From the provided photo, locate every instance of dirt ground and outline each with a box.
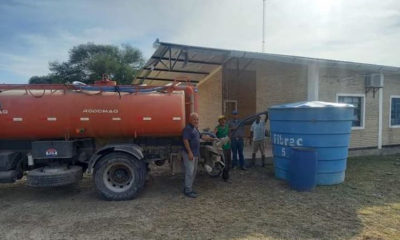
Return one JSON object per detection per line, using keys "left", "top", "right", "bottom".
{"left": 0, "top": 155, "right": 400, "bottom": 240}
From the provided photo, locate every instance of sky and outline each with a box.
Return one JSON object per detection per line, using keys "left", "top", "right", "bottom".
{"left": 0, "top": 0, "right": 399, "bottom": 84}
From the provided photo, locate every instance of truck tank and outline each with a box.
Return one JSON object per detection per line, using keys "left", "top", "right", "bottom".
{"left": 0, "top": 81, "right": 197, "bottom": 140}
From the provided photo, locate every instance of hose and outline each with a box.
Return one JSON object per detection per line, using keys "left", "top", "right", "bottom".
{"left": 202, "top": 132, "right": 217, "bottom": 139}
{"left": 230, "top": 110, "right": 269, "bottom": 137}
{"left": 78, "top": 85, "right": 167, "bottom": 93}
{"left": 27, "top": 87, "right": 46, "bottom": 98}
{"left": 115, "top": 86, "right": 121, "bottom": 100}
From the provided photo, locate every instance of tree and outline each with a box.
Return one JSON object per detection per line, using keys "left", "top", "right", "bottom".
{"left": 29, "top": 42, "right": 145, "bottom": 85}
{"left": 29, "top": 75, "right": 63, "bottom": 84}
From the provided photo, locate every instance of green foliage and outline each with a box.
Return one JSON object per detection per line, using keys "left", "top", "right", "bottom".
{"left": 28, "top": 75, "right": 63, "bottom": 84}
{"left": 29, "top": 42, "right": 145, "bottom": 85}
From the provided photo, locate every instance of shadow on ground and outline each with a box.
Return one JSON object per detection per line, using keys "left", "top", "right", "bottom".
{"left": 0, "top": 155, "right": 399, "bottom": 240}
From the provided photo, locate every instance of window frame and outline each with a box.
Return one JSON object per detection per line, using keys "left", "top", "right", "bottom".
{"left": 223, "top": 100, "right": 237, "bottom": 113}
{"left": 389, "top": 95, "right": 400, "bottom": 128}
{"left": 336, "top": 93, "right": 366, "bottom": 130}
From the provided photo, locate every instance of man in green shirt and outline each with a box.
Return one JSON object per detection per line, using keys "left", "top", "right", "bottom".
{"left": 214, "top": 115, "right": 232, "bottom": 183}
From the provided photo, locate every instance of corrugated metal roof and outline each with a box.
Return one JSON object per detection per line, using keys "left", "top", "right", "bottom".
{"left": 134, "top": 40, "right": 230, "bottom": 85}
{"left": 134, "top": 39, "right": 400, "bottom": 85}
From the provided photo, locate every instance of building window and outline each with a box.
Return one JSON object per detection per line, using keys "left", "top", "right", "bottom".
{"left": 390, "top": 97, "right": 400, "bottom": 127}
{"left": 337, "top": 94, "right": 365, "bottom": 129}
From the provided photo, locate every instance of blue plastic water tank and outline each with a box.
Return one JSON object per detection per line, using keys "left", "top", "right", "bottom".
{"left": 289, "top": 147, "right": 318, "bottom": 191}
{"left": 269, "top": 101, "right": 354, "bottom": 185}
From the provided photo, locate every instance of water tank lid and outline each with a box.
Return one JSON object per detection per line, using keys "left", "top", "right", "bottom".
{"left": 270, "top": 101, "right": 354, "bottom": 109}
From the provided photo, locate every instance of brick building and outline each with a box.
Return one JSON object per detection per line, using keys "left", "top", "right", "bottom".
{"left": 134, "top": 40, "right": 400, "bottom": 153}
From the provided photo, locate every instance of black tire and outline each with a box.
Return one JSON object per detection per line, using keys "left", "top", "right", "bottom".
{"left": 27, "top": 166, "right": 83, "bottom": 187}
{"left": 206, "top": 162, "right": 223, "bottom": 178}
{"left": 93, "top": 152, "right": 147, "bottom": 201}
{"left": 205, "top": 151, "right": 224, "bottom": 178}
{"left": 154, "top": 159, "right": 166, "bottom": 166}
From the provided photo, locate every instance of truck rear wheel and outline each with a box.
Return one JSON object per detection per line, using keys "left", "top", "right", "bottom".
{"left": 93, "top": 152, "right": 147, "bottom": 201}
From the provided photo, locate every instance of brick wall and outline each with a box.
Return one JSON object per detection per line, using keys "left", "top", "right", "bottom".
{"left": 197, "top": 68, "right": 223, "bottom": 131}
{"left": 318, "top": 68, "right": 379, "bottom": 148}
{"left": 197, "top": 59, "right": 400, "bottom": 149}
{"left": 248, "top": 59, "right": 308, "bottom": 132}
{"left": 253, "top": 62, "right": 385, "bottom": 149}
{"left": 250, "top": 59, "right": 308, "bottom": 112}
{"left": 382, "top": 74, "right": 400, "bottom": 146}
{"left": 319, "top": 70, "right": 400, "bottom": 148}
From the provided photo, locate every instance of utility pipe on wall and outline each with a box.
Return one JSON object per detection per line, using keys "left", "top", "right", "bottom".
{"left": 307, "top": 65, "right": 320, "bottom": 101}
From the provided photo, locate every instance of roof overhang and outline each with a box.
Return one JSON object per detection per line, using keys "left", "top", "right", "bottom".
{"left": 134, "top": 39, "right": 400, "bottom": 85}
{"left": 133, "top": 40, "right": 230, "bottom": 85}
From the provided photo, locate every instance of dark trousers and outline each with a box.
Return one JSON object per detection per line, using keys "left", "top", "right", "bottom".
{"left": 222, "top": 149, "right": 231, "bottom": 180}
{"left": 231, "top": 138, "right": 245, "bottom": 167}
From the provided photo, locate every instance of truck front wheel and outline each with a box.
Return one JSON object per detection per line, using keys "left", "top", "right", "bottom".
{"left": 93, "top": 152, "right": 147, "bottom": 201}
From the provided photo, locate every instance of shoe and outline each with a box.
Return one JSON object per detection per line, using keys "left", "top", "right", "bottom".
{"left": 241, "top": 166, "right": 248, "bottom": 171}
{"left": 183, "top": 189, "right": 197, "bottom": 195}
{"left": 222, "top": 179, "right": 232, "bottom": 184}
{"left": 251, "top": 153, "right": 256, "bottom": 167}
{"left": 232, "top": 166, "right": 238, "bottom": 170}
{"left": 261, "top": 156, "right": 267, "bottom": 168}
{"left": 184, "top": 191, "right": 197, "bottom": 198}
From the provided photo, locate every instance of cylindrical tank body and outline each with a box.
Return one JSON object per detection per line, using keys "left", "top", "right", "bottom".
{"left": 0, "top": 86, "right": 195, "bottom": 140}
{"left": 289, "top": 147, "right": 317, "bottom": 191}
{"left": 269, "top": 101, "right": 354, "bottom": 185}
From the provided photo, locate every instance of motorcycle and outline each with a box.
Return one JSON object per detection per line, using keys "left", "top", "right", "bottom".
{"left": 200, "top": 131, "right": 229, "bottom": 177}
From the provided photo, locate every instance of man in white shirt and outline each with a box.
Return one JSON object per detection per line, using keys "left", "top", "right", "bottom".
{"left": 249, "top": 113, "right": 268, "bottom": 167}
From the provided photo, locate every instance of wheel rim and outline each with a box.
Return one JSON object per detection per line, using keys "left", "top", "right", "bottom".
{"left": 103, "top": 163, "right": 135, "bottom": 193}
{"left": 209, "top": 163, "right": 223, "bottom": 175}
{"left": 206, "top": 153, "right": 223, "bottom": 176}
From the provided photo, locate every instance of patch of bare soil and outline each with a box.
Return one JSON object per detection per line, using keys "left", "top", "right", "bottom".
{"left": 0, "top": 155, "right": 399, "bottom": 240}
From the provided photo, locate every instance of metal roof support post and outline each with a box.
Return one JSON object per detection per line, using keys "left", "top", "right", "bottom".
{"left": 196, "top": 66, "right": 222, "bottom": 87}
{"left": 236, "top": 58, "right": 240, "bottom": 76}
{"left": 168, "top": 46, "right": 172, "bottom": 71}
{"left": 142, "top": 68, "right": 209, "bottom": 75}
{"left": 378, "top": 87, "right": 383, "bottom": 149}
{"left": 307, "top": 64, "right": 319, "bottom": 101}
{"left": 159, "top": 60, "right": 169, "bottom": 70}
{"left": 171, "top": 49, "right": 183, "bottom": 69}
{"left": 183, "top": 50, "right": 189, "bottom": 68}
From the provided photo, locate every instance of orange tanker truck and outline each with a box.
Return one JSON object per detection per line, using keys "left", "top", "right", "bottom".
{"left": 0, "top": 77, "right": 225, "bottom": 200}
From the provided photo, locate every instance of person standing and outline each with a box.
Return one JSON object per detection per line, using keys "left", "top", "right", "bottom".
{"left": 182, "top": 112, "right": 216, "bottom": 198}
{"left": 249, "top": 113, "right": 268, "bottom": 167}
{"left": 214, "top": 115, "right": 232, "bottom": 183}
{"left": 228, "top": 111, "right": 247, "bottom": 170}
